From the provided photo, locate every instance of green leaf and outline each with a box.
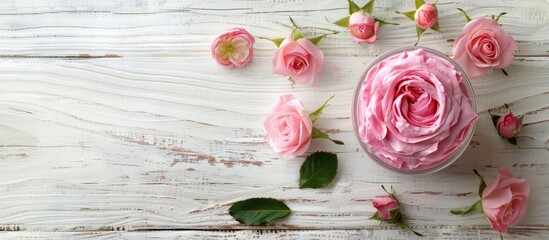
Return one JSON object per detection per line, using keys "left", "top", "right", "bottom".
{"left": 309, "top": 95, "right": 334, "bottom": 123}
{"left": 495, "top": 12, "right": 507, "bottom": 22}
{"left": 308, "top": 34, "right": 327, "bottom": 46}
{"left": 518, "top": 115, "right": 525, "bottom": 126}
{"left": 289, "top": 17, "right": 303, "bottom": 40}
{"left": 362, "top": 0, "right": 375, "bottom": 14}
{"left": 291, "top": 27, "right": 304, "bottom": 40}
{"left": 501, "top": 68, "right": 509, "bottom": 76}
{"left": 299, "top": 151, "right": 338, "bottom": 189}
{"left": 369, "top": 212, "right": 385, "bottom": 222}
{"left": 388, "top": 207, "right": 401, "bottom": 221}
{"left": 450, "top": 200, "right": 483, "bottom": 216}
{"left": 289, "top": 16, "right": 299, "bottom": 29}
{"left": 396, "top": 10, "right": 416, "bottom": 21}
{"left": 415, "top": 0, "right": 426, "bottom": 9}
{"left": 490, "top": 114, "right": 501, "bottom": 129}
{"left": 473, "top": 169, "right": 487, "bottom": 197}
{"left": 329, "top": 16, "right": 350, "bottom": 28}
{"left": 506, "top": 137, "right": 518, "bottom": 146}
{"left": 430, "top": 22, "right": 441, "bottom": 32}
{"left": 348, "top": 0, "right": 360, "bottom": 14}
{"left": 375, "top": 17, "right": 399, "bottom": 26}
{"left": 457, "top": 8, "right": 471, "bottom": 22}
{"left": 258, "top": 37, "right": 286, "bottom": 47}
{"left": 395, "top": 217, "right": 423, "bottom": 236}
{"left": 415, "top": 25, "right": 425, "bottom": 46}
{"left": 311, "top": 128, "right": 345, "bottom": 145}
{"left": 308, "top": 30, "right": 340, "bottom": 46}
{"left": 229, "top": 198, "right": 292, "bottom": 226}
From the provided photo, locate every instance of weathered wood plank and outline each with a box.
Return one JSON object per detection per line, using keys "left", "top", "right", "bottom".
{"left": 0, "top": 0, "right": 546, "bottom": 57}
{"left": 1, "top": 228, "right": 549, "bottom": 240}
{"left": 0, "top": 56, "right": 547, "bottom": 231}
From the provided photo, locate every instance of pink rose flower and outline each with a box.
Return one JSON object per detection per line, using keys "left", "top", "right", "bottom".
{"left": 482, "top": 168, "right": 529, "bottom": 232}
{"left": 452, "top": 18, "right": 517, "bottom": 78}
{"left": 357, "top": 49, "right": 478, "bottom": 170}
{"left": 264, "top": 94, "right": 313, "bottom": 159}
{"left": 414, "top": 3, "right": 438, "bottom": 30}
{"left": 348, "top": 11, "right": 379, "bottom": 44}
{"left": 273, "top": 35, "right": 324, "bottom": 84}
{"left": 372, "top": 196, "right": 399, "bottom": 220}
{"left": 211, "top": 28, "right": 255, "bottom": 67}
{"left": 496, "top": 112, "right": 522, "bottom": 138}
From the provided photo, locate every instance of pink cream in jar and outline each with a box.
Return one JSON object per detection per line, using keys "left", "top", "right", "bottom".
{"left": 352, "top": 47, "right": 478, "bottom": 174}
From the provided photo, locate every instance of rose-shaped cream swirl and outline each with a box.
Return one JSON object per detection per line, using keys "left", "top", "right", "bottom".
{"left": 357, "top": 49, "right": 478, "bottom": 170}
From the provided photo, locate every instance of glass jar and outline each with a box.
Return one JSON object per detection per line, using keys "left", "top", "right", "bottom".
{"left": 352, "top": 47, "right": 477, "bottom": 174}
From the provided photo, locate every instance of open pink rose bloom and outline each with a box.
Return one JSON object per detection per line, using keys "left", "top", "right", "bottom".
{"left": 353, "top": 48, "right": 478, "bottom": 173}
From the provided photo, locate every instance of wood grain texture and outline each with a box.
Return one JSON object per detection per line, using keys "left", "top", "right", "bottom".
{"left": 2, "top": 228, "right": 549, "bottom": 240}
{"left": 0, "top": 0, "right": 547, "bottom": 238}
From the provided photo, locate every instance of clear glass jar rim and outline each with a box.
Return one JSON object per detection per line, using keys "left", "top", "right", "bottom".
{"left": 351, "top": 46, "right": 478, "bottom": 175}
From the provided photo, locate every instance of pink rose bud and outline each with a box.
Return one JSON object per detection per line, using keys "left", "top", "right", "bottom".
{"left": 452, "top": 18, "right": 516, "bottom": 78}
{"left": 263, "top": 94, "right": 313, "bottom": 159}
{"left": 414, "top": 3, "right": 438, "bottom": 30}
{"left": 348, "top": 11, "right": 379, "bottom": 44}
{"left": 211, "top": 28, "right": 255, "bottom": 67}
{"left": 496, "top": 112, "right": 522, "bottom": 138}
{"left": 272, "top": 35, "right": 324, "bottom": 84}
{"left": 482, "top": 168, "right": 529, "bottom": 232}
{"left": 372, "top": 196, "right": 399, "bottom": 220}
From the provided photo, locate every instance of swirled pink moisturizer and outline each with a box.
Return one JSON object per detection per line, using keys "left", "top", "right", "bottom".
{"left": 356, "top": 48, "right": 478, "bottom": 171}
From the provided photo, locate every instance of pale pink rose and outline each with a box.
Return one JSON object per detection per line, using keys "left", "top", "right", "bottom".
{"left": 264, "top": 94, "right": 313, "bottom": 159}
{"left": 357, "top": 49, "right": 478, "bottom": 170}
{"left": 211, "top": 28, "right": 255, "bottom": 67}
{"left": 348, "top": 11, "right": 379, "bottom": 44}
{"left": 414, "top": 3, "right": 438, "bottom": 29}
{"left": 452, "top": 18, "right": 517, "bottom": 78}
{"left": 272, "top": 35, "right": 324, "bottom": 84}
{"left": 496, "top": 113, "right": 522, "bottom": 138}
{"left": 373, "top": 196, "right": 399, "bottom": 220}
{"left": 482, "top": 168, "right": 529, "bottom": 232}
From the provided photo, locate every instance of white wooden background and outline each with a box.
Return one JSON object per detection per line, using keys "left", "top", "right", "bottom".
{"left": 0, "top": 0, "right": 547, "bottom": 239}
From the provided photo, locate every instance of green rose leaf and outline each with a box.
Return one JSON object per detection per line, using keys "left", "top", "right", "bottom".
{"left": 430, "top": 22, "right": 441, "bottom": 32}
{"left": 415, "top": 0, "right": 426, "bottom": 9}
{"left": 362, "top": 0, "right": 375, "bottom": 14}
{"left": 450, "top": 199, "right": 483, "bottom": 216}
{"left": 291, "top": 27, "right": 304, "bottom": 40}
{"left": 229, "top": 198, "right": 292, "bottom": 226}
{"left": 348, "top": 0, "right": 360, "bottom": 14}
{"left": 289, "top": 17, "right": 304, "bottom": 40}
{"left": 311, "top": 128, "right": 344, "bottom": 145}
{"left": 258, "top": 37, "right": 286, "bottom": 47}
{"left": 457, "top": 8, "right": 472, "bottom": 22}
{"left": 495, "top": 12, "right": 507, "bottom": 22}
{"left": 299, "top": 151, "right": 338, "bottom": 189}
{"left": 369, "top": 212, "right": 385, "bottom": 221}
{"left": 330, "top": 16, "right": 350, "bottom": 28}
{"left": 395, "top": 217, "right": 423, "bottom": 236}
{"left": 308, "top": 30, "right": 340, "bottom": 46}
{"left": 396, "top": 10, "right": 416, "bottom": 21}
{"left": 415, "top": 25, "right": 425, "bottom": 46}
{"left": 375, "top": 17, "right": 399, "bottom": 26}
{"left": 473, "top": 169, "right": 487, "bottom": 197}
{"left": 309, "top": 95, "right": 334, "bottom": 123}
{"left": 506, "top": 137, "right": 518, "bottom": 146}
